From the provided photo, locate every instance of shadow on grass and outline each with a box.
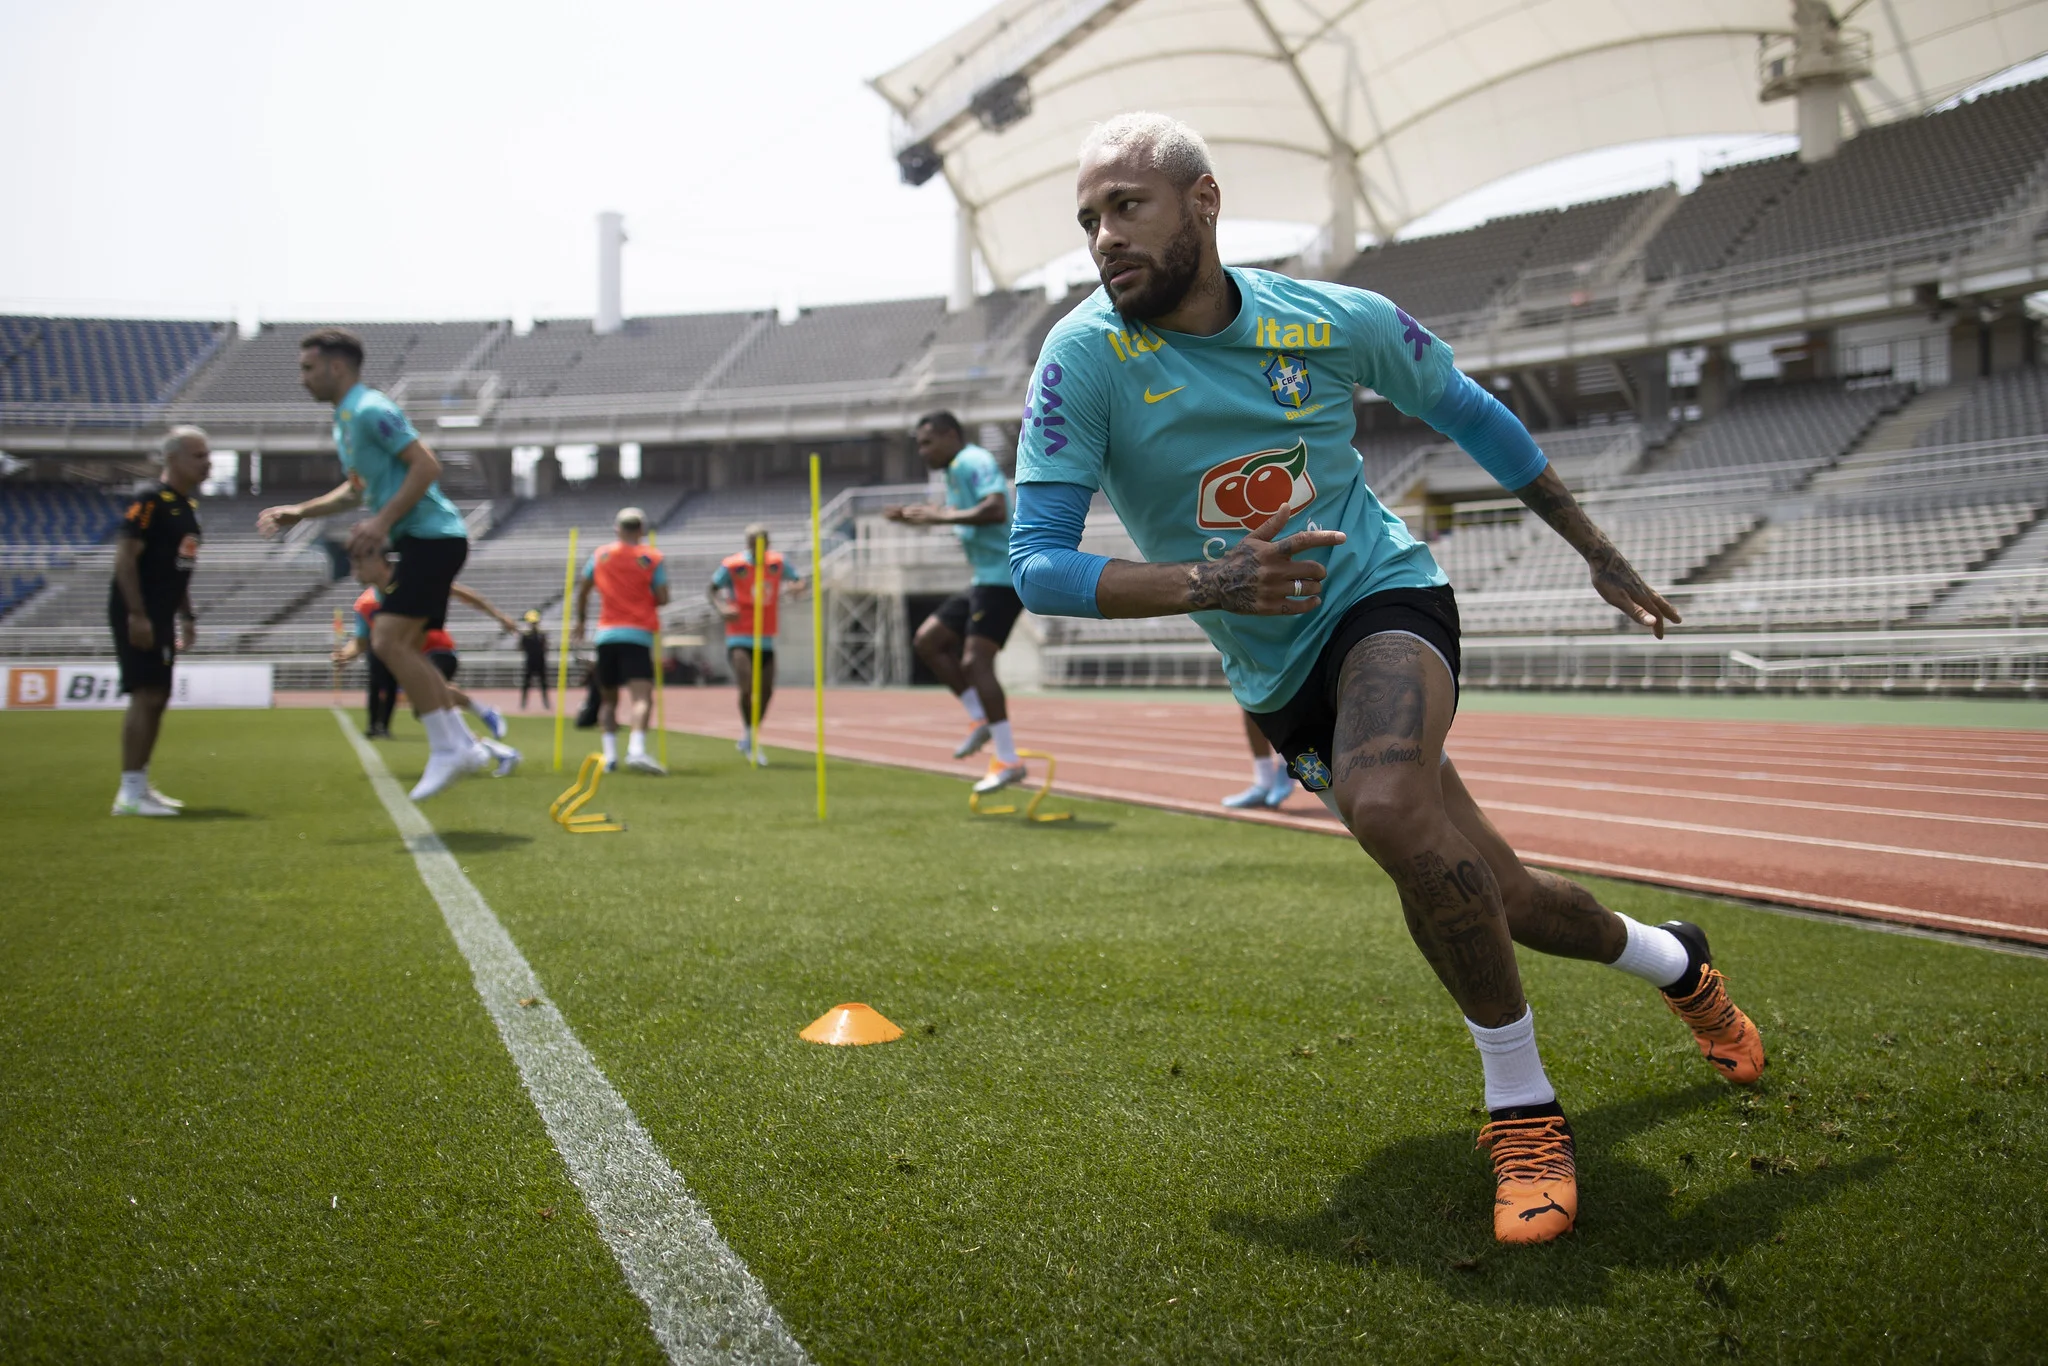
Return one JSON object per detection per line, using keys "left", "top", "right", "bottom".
{"left": 1213, "top": 1084, "right": 1890, "bottom": 1306}
{"left": 173, "top": 807, "right": 255, "bottom": 821}
{"left": 435, "top": 830, "right": 537, "bottom": 853}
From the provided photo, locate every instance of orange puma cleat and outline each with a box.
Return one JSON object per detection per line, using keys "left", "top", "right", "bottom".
{"left": 1659, "top": 921, "right": 1767, "bottom": 1085}
{"left": 1478, "top": 1111, "right": 1578, "bottom": 1245}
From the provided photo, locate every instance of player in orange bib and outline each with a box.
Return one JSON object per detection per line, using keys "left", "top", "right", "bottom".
{"left": 572, "top": 507, "right": 670, "bottom": 774}
{"left": 335, "top": 578, "right": 520, "bottom": 775}
{"left": 707, "top": 522, "right": 807, "bottom": 766}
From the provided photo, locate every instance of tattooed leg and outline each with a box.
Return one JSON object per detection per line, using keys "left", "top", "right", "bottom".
{"left": 1331, "top": 634, "right": 1526, "bottom": 1027}
{"left": 1440, "top": 757, "right": 1626, "bottom": 964}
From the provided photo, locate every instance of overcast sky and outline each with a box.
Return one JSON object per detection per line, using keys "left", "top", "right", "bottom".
{"left": 6, "top": 3, "right": 2040, "bottom": 327}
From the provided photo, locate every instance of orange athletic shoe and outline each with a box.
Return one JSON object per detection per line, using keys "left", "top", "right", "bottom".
{"left": 1478, "top": 1111, "right": 1577, "bottom": 1245}
{"left": 1659, "top": 920, "right": 1767, "bottom": 1085}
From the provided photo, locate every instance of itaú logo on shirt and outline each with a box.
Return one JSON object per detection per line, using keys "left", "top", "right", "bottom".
{"left": 1195, "top": 441, "right": 1315, "bottom": 531}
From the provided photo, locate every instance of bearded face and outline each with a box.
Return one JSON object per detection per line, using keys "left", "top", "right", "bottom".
{"left": 1103, "top": 199, "right": 1205, "bottom": 322}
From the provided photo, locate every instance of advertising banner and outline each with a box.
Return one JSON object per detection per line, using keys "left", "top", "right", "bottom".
{"left": 0, "top": 663, "right": 274, "bottom": 710}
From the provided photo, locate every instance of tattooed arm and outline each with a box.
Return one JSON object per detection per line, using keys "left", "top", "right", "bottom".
{"left": 1093, "top": 507, "right": 1348, "bottom": 617}
{"left": 1512, "top": 466, "right": 1681, "bottom": 638}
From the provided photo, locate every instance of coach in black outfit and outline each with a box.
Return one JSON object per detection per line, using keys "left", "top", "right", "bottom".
{"left": 109, "top": 426, "right": 209, "bottom": 817}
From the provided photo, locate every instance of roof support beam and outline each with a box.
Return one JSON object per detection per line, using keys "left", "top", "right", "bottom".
{"left": 1239, "top": 0, "right": 1388, "bottom": 239}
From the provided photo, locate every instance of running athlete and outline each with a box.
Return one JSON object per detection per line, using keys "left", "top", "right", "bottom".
{"left": 1009, "top": 113, "right": 1765, "bottom": 1246}
{"left": 884, "top": 411, "right": 1030, "bottom": 795}
{"left": 517, "top": 610, "right": 550, "bottom": 709}
{"left": 259, "top": 328, "right": 489, "bottom": 799}
{"left": 108, "top": 426, "right": 209, "bottom": 816}
{"left": 571, "top": 507, "right": 668, "bottom": 774}
{"left": 707, "top": 523, "right": 807, "bottom": 766}
{"left": 1222, "top": 709, "right": 1294, "bottom": 809}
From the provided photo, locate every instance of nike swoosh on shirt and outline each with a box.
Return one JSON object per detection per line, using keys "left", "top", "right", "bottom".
{"left": 1143, "top": 386, "right": 1186, "bottom": 403}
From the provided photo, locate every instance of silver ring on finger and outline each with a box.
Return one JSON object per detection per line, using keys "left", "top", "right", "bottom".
{"left": 1292, "top": 578, "right": 1303, "bottom": 596}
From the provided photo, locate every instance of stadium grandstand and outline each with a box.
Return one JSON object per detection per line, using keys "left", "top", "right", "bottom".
{"left": 5, "top": 3, "right": 2048, "bottom": 696}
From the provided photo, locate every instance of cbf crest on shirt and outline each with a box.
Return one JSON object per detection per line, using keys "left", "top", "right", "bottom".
{"left": 1014, "top": 267, "right": 1457, "bottom": 711}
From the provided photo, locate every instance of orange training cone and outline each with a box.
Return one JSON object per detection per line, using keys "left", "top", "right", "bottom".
{"left": 799, "top": 1003, "right": 904, "bottom": 1046}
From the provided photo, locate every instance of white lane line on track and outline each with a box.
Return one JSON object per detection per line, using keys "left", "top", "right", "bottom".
{"left": 1458, "top": 771, "right": 2048, "bottom": 832}
{"left": 336, "top": 711, "right": 809, "bottom": 1366}
{"left": 1517, "top": 850, "right": 2048, "bottom": 942}
{"left": 1446, "top": 739, "right": 2048, "bottom": 784}
{"left": 1445, "top": 750, "right": 2048, "bottom": 803}
{"left": 1487, "top": 800, "right": 2048, "bottom": 872}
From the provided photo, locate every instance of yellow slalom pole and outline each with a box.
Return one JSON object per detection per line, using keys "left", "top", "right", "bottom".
{"left": 552, "top": 526, "right": 579, "bottom": 773}
{"left": 809, "top": 453, "right": 826, "bottom": 820}
{"left": 648, "top": 529, "right": 668, "bottom": 768}
{"left": 749, "top": 531, "right": 766, "bottom": 768}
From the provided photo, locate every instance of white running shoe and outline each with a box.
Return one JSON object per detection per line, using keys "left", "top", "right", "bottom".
{"left": 624, "top": 752, "right": 666, "bottom": 775}
{"left": 147, "top": 788, "right": 185, "bottom": 810}
{"left": 112, "top": 793, "right": 179, "bottom": 817}
{"left": 752, "top": 745, "right": 769, "bottom": 768}
{"left": 1221, "top": 782, "right": 1270, "bottom": 809}
{"left": 972, "top": 760, "right": 1027, "bottom": 795}
{"left": 476, "top": 704, "right": 509, "bottom": 740}
{"left": 1261, "top": 777, "right": 1295, "bottom": 808}
{"left": 410, "top": 742, "right": 491, "bottom": 801}
{"left": 736, "top": 734, "right": 753, "bottom": 756}
{"left": 481, "top": 739, "right": 522, "bottom": 777}
{"left": 953, "top": 722, "right": 992, "bottom": 760}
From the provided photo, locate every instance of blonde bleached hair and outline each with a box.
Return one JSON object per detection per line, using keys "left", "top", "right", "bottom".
{"left": 1078, "top": 112, "right": 1214, "bottom": 187}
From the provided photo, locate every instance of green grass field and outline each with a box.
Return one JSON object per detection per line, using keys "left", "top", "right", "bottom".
{"left": 4, "top": 708, "right": 2045, "bottom": 1363}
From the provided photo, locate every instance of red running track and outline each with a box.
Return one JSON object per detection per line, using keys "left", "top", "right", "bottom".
{"left": 645, "top": 689, "right": 2048, "bottom": 947}
{"left": 299, "top": 687, "right": 2048, "bottom": 946}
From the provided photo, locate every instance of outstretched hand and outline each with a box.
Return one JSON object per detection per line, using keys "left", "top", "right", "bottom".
{"left": 1589, "top": 549, "right": 1682, "bottom": 638}
{"left": 1187, "top": 507, "right": 1346, "bottom": 615}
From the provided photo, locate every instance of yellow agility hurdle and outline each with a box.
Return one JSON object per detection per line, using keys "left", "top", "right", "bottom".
{"left": 966, "top": 749, "right": 1071, "bottom": 822}
{"left": 550, "top": 753, "right": 626, "bottom": 834}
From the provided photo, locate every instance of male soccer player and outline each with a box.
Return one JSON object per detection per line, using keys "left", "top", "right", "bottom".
{"left": 1222, "top": 709, "right": 1294, "bottom": 809}
{"left": 258, "top": 328, "right": 489, "bottom": 799}
{"left": 517, "top": 610, "right": 550, "bottom": 709}
{"left": 707, "top": 523, "right": 806, "bottom": 766}
{"left": 572, "top": 507, "right": 668, "bottom": 774}
{"left": 884, "top": 412, "right": 1029, "bottom": 795}
{"left": 108, "top": 426, "right": 209, "bottom": 816}
{"left": 1009, "top": 113, "right": 1765, "bottom": 1246}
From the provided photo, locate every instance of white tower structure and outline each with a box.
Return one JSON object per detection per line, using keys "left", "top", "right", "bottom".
{"left": 595, "top": 211, "right": 626, "bottom": 335}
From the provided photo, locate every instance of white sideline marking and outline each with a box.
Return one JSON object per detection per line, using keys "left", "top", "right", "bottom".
{"left": 335, "top": 711, "right": 809, "bottom": 1366}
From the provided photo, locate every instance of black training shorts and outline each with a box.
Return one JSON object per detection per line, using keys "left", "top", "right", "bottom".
{"left": 381, "top": 535, "right": 468, "bottom": 629}
{"left": 596, "top": 640, "right": 654, "bottom": 687}
{"left": 428, "top": 650, "right": 459, "bottom": 681}
{"left": 932, "top": 583, "right": 1025, "bottom": 648}
{"left": 1247, "top": 586, "right": 1461, "bottom": 794}
{"left": 109, "top": 608, "right": 176, "bottom": 695}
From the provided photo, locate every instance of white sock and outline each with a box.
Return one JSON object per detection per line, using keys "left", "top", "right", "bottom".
{"left": 1253, "top": 754, "right": 1284, "bottom": 786}
{"left": 422, "top": 708, "right": 467, "bottom": 753}
{"left": 990, "top": 719, "right": 1019, "bottom": 766}
{"left": 628, "top": 729, "right": 647, "bottom": 758}
{"left": 601, "top": 732, "right": 618, "bottom": 763}
{"left": 1609, "top": 915, "right": 1691, "bottom": 989}
{"left": 959, "top": 687, "right": 987, "bottom": 724}
{"left": 119, "top": 770, "right": 147, "bottom": 801}
{"left": 1466, "top": 1007, "right": 1557, "bottom": 1112}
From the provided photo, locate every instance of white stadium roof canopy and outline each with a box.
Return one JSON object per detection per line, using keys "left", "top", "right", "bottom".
{"left": 871, "top": 0, "right": 2048, "bottom": 286}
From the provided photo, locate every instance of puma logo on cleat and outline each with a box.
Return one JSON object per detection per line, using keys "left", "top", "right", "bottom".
{"left": 1519, "top": 1194, "right": 1570, "bottom": 1222}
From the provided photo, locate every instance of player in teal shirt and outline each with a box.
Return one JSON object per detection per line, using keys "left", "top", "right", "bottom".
{"left": 260, "top": 327, "right": 491, "bottom": 801}
{"left": 885, "top": 411, "right": 1034, "bottom": 796}
{"left": 1010, "top": 114, "right": 1763, "bottom": 1248}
